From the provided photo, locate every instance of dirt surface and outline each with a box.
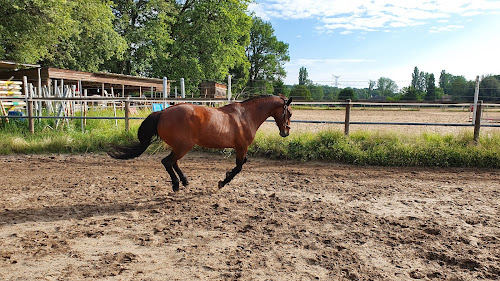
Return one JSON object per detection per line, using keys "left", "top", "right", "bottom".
{"left": 0, "top": 153, "right": 499, "bottom": 280}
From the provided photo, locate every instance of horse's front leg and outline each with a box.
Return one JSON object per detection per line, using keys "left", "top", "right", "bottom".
{"left": 218, "top": 147, "right": 247, "bottom": 188}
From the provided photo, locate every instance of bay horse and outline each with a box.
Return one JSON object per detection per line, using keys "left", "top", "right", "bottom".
{"left": 109, "top": 95, "right": 293, "bottom": 192}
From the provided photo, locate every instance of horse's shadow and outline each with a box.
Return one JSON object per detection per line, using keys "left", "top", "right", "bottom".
{"left": 0, "top": 190, "right": 217, "bottom": 225}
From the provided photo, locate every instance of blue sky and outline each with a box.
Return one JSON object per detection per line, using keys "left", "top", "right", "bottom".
{"left": 248, "top": 0, "right": 500, "bottom": 89}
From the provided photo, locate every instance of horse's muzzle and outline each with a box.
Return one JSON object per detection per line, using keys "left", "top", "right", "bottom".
{"left": 280, "top": 131, "right": 289, "bottom": 137}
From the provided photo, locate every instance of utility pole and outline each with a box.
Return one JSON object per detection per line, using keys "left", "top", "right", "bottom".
{"left": 332, "top": 75, "right": 341, "bottom": 87}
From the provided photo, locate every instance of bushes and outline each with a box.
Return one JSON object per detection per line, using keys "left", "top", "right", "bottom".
{"left": 249, "top": 130, "right": 500, "bottom": 168}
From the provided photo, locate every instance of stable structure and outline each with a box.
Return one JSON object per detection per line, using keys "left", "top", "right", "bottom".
{"left": 0, "top": 64, "right": 169, "bottom": 97}
{"left": 200, "top": 81, "right": 227, "bottom": 99}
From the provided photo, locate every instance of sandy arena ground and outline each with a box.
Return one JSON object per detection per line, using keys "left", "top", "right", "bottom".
{"left": 0, "top": 153, "right": 498, "bottom": 280}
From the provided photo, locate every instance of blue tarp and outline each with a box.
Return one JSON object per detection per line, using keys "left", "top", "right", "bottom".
{"left": 152, "top": 103, "right": 169, "bottom": 112}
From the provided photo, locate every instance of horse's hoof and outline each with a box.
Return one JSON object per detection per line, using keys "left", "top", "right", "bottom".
{"left": 218, "top": 181, "right": 224, "bottom": 189}
{"left": 172, "top": 185, "right": 180, "bottom": 192}
{"left": 181, "top": 180, "right": 189, "bottom": 187}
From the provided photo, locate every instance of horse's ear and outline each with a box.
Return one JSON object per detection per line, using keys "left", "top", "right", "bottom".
{"left": 287, "top": 97, "right": 293, "bottom": 105}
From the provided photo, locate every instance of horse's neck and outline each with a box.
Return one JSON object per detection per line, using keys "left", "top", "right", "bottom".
{"left": 242, "top": 97, "right": 281, "bottom": 127}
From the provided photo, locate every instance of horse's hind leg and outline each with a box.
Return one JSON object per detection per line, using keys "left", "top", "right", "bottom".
{"left": 173, "top": 162, "right": 188, "bottom": 187}
{"left": 161, "top": 154, "right": 180, "bottom": 192}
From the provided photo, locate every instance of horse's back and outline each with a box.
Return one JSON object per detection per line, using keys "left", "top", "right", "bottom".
{"left": 157, "top": 103, "right": 237, "bottom": 149}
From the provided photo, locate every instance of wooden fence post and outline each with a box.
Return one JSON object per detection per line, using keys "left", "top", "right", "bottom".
{"left": 125, "top": 96, "right": 130, "bottom": 132}
{"left": 473, "top": 100, "right": 483, "bottom": 144}
{"left": 344, "top": 99, "right": 351, "bottom": 136}
{"left": 24, "top": 76, "right": 34, "bottom": 134}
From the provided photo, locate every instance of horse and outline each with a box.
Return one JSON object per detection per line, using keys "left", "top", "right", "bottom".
{"left": 109, "top": 95, "right": 293, "bottom": 192}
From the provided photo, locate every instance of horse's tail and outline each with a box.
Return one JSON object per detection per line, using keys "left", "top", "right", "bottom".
{"left": 108, "top": 111, "right": 161, "bottom": 160}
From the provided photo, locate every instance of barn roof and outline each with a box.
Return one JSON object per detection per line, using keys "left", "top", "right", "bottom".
{"left": 0, "top": 64, "right": 167, "bottom": 92}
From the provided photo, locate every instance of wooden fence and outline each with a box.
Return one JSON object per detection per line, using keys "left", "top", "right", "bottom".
{"left": 1, "top": 78, "right": 500, "bottom": 144}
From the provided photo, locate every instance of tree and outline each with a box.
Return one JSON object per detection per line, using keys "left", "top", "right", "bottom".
{"left": 376, "top": 77, "right": 398, "bottom": 97}
{"left": 450, "top": 75, "right": 468, "bottom": 101}
{"left": 291, "top": 85, "right": 311, "bottom": 100}
{"left": 104, "top": 0, "right": 174, "bottom": 76}
{"left": 322, "top": 85, "right": 338, "bottom": 100}
{"left": 479, "top": 75, "right": 500, "bottom": 101}
{"left": 0, "top": 0, "right": 74, "bottom": 63}
{"left": 338, "top": 88, "right": 354, "bottom": 100}
{"left": 166, "top": 0, "right": 252, "bottom": 93}
{"left": 368, "top": 80, "right": 376, "bottom": 97}
{"left": 400, "top": 86, "right": 418, "bottom": 101}
{"left": 439, "top": 70, "right": 453, "bottom": 95}
{"left": 424, "top": 73, "right": 437, "bottom": 101}
{"left": 308, "top": 84, "right": 324, "bottom": 100}
{"left": 298, "top": 67, "right": 310, "bottom": 85}
{"left": 45, "top": 0, "right": 127, "bottom": 72}
{"left": 411, "top": 67, "right": 420, "bottom": 89}
{"left": 272, "top": 79, "right": 290, "bottom": 97}
{"left": 0, "top": 0, "right": 125, "bottom": 71}
{"left": 246, "top": 16, "right": 289, "bottom": 94}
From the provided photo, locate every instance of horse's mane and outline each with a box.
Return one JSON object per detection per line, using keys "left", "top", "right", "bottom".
{"left": 241, "top": 95, "right": 276, "bottom": 103}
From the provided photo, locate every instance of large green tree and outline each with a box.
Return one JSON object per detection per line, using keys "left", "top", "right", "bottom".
{"left": 376, "top": 77, "right": 398, "bottom": 97}
{"left": 424, "top": 73, "right": 437, "bottom": 101}
{"left": 338, "top": 88, "right": 354, "bottom": 100}
{"left": 45, "top": 0, "right": 127, "bottom": 71}
{"left": 245, "top": 16, "right": 289, "bottom": 95}
{"left": 0, "top": 0, "right": 125, "bottom": 71}
{"left": 439, "top": 70, "right": 453, "bottom": 95}
{"left": 298, "top": 67, "right": 310, "bottom": 85}
{"left": 0, "top": 0, "right": 75, "bottom": 63}
{"left": 167, "top": 0, "right": 252, "bottom": 95}
{"left": 105, "top": 0, "right": 174, "bottom": 76}
{"left": 479, "top": 75, "right": 500, "bottom": 101}
{"left": 291, "top": 84, "right": 311, "bottom": 100}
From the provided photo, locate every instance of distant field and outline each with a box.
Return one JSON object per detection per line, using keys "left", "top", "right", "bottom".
{"left": 259, "top": 107, "right": 500, "bottom": 135}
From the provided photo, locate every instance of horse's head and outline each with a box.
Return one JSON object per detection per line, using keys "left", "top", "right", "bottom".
{"left": 273, "top": 96, "right": 293, "bottom": 137}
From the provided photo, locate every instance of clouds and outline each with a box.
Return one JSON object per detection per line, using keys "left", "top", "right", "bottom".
{"left": 249, "top": 0, "right": 500, "bottom": 33}
{"left": 429, "top": 25, "right": 464, "bottom": 33}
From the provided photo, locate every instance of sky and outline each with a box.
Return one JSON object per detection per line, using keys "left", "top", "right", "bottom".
{"left": 248, "top": 0, "right": 500, "bottom": 89}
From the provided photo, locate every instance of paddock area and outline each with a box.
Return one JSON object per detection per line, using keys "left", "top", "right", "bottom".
{"left": 0, "top": 153, "right": 498, "bottom": 280}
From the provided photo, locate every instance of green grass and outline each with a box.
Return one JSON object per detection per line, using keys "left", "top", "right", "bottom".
{"left": 1, "top": 109, "right": 500, "bottom": 168}
{"left": 249, "top": 130, "right": 500, "bottom": 168}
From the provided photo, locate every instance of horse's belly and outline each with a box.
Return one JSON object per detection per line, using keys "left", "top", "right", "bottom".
{"left": 195, "top": 126, "right": 234, "bottom": 149}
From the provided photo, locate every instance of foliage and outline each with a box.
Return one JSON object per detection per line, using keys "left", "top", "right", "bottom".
{"left": 290, "top": 85, "right": 311, "bottom": 100}
{"left": 0, "top": 0, "right": 126, "bottom": 71}
{"left": 0, "top": 0, "right": 74, "bottom": 63}
{"left": 411, "top": 66, "right": 428, "bottom": 92}
{"left": 338, "top": 88, "right": 354, "bottom": 100}
{"left": 375, "top": 77, "right": 398, "bottom": 97}
{"left": 249, "top": 130, "right": 500, "bottom": 168}
{"left": 104, "top": 0, "right": 174, "bottom": 76}
{"left": 308, "top": 84, "right": 324, "bottom": 100}
{"left": 479, "top": 75, "right": 500, "bottom": 102}
{"left": 44, "top": 0, "right": 127, "bottom": 72}
{"left": 322, "top": 85, "right": 339, "bottom": 100}
{"left": 167, "top": 0, "right": 252, "bottom": 93}
{"left": 437, "top": 70, "right": 476, "bottom": 101}
{"left": 424, "top": 73, "right": 437, "bottom": 101}
{"left": 245, "top": 16, "right": 290, "bottom": 96}
{"left": 273, "top": 79, "right": 290, "bottom": 97}
{"left": 439, "top": 70, "right": 453, "bottom": 95}
{"left": 298, "top": 66, "right": 310, "bottom": 85}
